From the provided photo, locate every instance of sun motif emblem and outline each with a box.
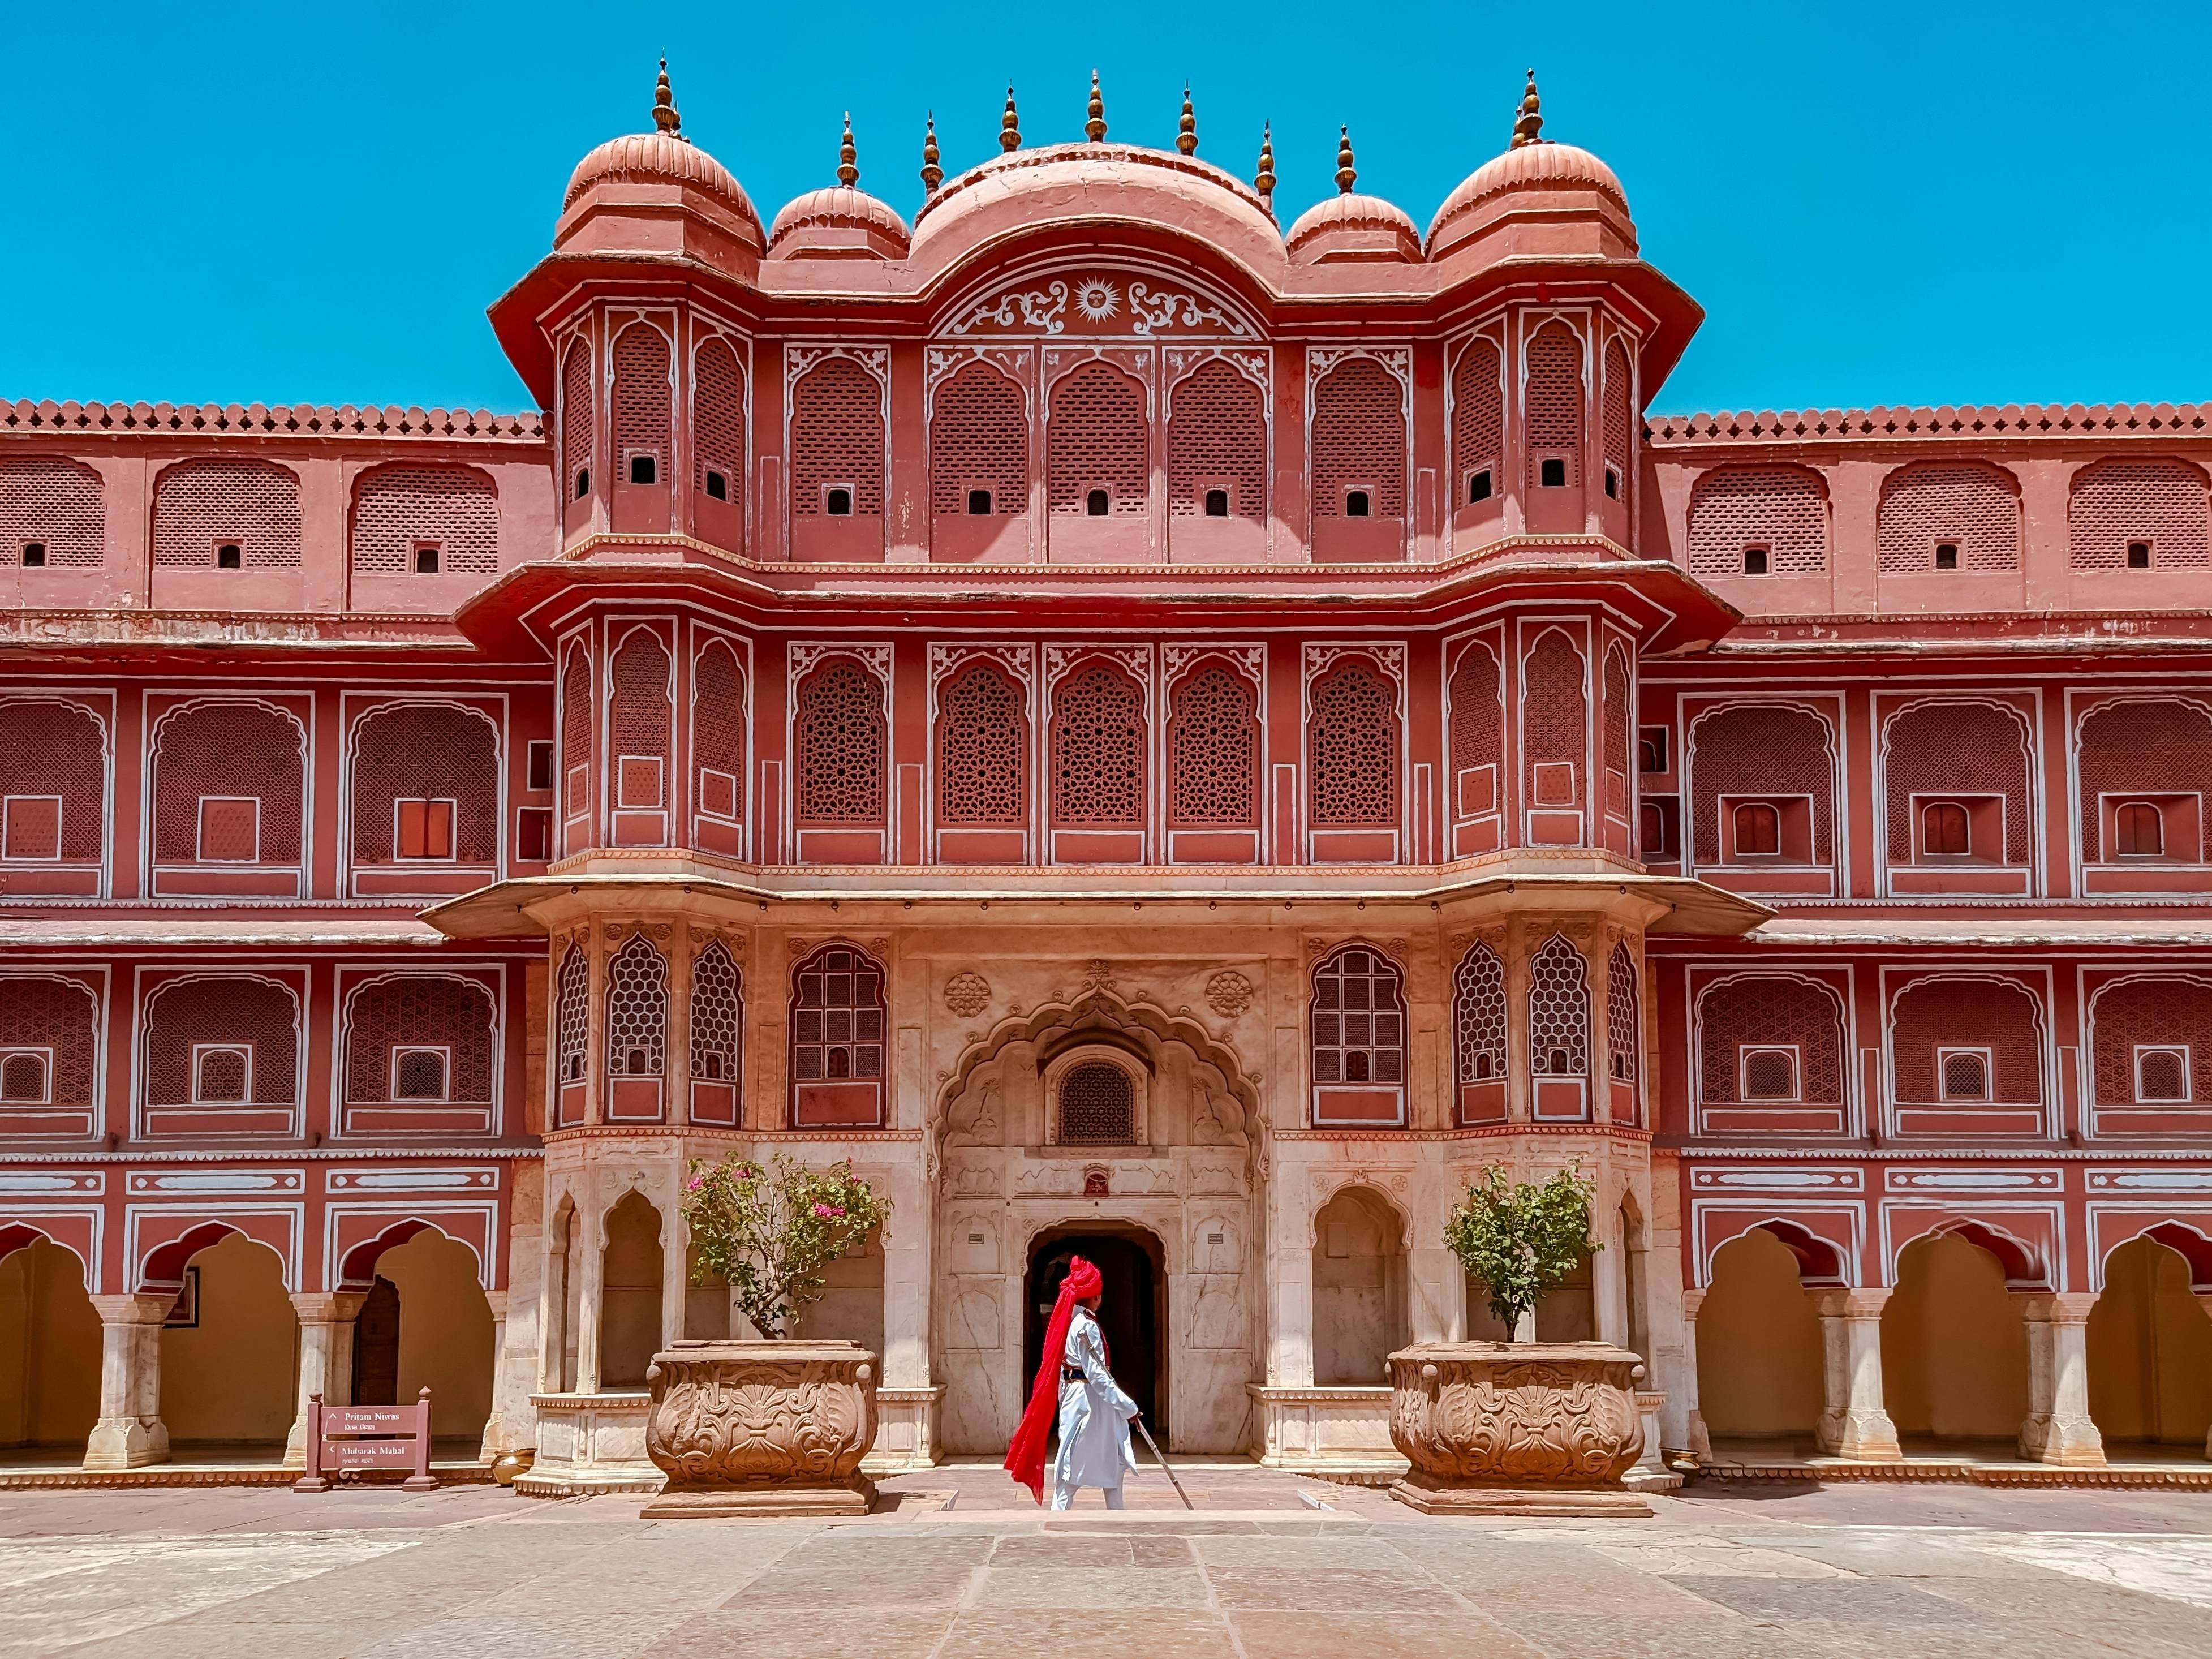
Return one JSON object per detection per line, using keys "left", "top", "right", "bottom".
{"left": 1074, "top": 278, "right": 1120, "bottom": 322}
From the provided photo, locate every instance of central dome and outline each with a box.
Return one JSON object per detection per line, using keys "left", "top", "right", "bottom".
{"left": 555, "top": 62, "right": 765, "bottom": 259}
{"left": 1425, "top": 74, "right": 1637, "bottom": 264}
{"left": 1284, "top": 128, "right": 1419, "bottom": 264}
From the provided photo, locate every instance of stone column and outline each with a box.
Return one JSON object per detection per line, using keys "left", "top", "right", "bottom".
{"left": 286, "top": 1292, "right": 369, "bottom": 1466}
{"left": 1811, "top": 1289, "right": 1903, "bottom": 1461}
{"left": 1677, "top": 1288, "right": 1714, "bottom": 1462}
{"left": 661, "top": 1199, "right": 688, "bottom": 1351}
{"left": 538, "top": 1207, "right": 571, "bottom": 1394}
{"left": 83, "top": 1293, "right": 172, "bottom": 1471}
{"left": 478, "top": 1289, "right": 510, "bottom": 1460}
{"left": 574, "top": 1200, "right": 606, "bottom": 1394}
{"left": 2015, "top": 1292, "right": 2106, "bottom": 1467}
{"left": 666, "top": 925, "right": 694, "bottom": 1129}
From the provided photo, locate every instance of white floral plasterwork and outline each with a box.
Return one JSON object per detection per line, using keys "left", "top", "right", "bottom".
{"left": 788, "top": 641, "right": 894, "bottom": 689}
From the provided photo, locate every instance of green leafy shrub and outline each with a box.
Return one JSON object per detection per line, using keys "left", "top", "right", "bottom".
{"left": 1444, "top": 1164, "right": 1599, "bottom": 1337}
{"left": 681, "top": 1152, "right": 889, "bottom": 1339}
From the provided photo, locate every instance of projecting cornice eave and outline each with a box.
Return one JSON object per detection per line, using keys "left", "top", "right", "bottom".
{"left": 488, "top": 250, "right": 773, "bottom": 408}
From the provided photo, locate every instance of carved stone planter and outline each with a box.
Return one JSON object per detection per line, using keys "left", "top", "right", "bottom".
{"left": 640, "top": 1338, "right": 879, "bottom": 1517}
{"left": 1387, "top": 1342, "right": 1652, "bottom": 1516}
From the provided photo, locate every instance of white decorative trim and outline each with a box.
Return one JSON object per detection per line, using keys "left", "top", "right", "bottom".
{"left": 1162, "top": 347, "right": 1271, "bottom": 416}
{"left": 1044, "top": 643, "right": 1151, "bottom": 690}
{"left": 948, "top": 273, "right": 1256, "bottom": 340}
{"left": 1042, "top": 346, "right": 1154, "bottom": 420}
{"left": 948, "top": 281, "right": 1071, "bottom": 337}
{"left": 1123, "top": 280, "right": 1255, "bottom": 338}
{"left": 1163, "top": 643, "right": 1265, "bottom": 686}
{"left": 924, "top": 345, "right": 1033, "bottom": 420}
{"left": 1302, "top": 642, "right": 1407, "bottom": 694}
{"left": 928, "top": 642, "right": 1034, "bottom": 692}
{"left": 787, "top": 642, "right": 894, "bottom": 689}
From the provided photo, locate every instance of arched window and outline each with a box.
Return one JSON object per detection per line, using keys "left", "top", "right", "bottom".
{"left": 789, "top": 944, "right": 887, "bottom": 1127}
{"left": 0, "top": 698, "right": 105, "bottom": 870}
{"left": 935, "top": 662, "right": 1025, "bottom": 830}
{"left": 0, "top": 974, "right": 98, "bottom": 1131}
{"left": 1733, "top": 802, "right": 1781, "bottom": 857}
{"left": 1448, "top": 642, "right": 1503, "bottom": 830}
{"left": 1312, "top": 358, "right": 1405, "bottom": 522}
{"left": 1051, "top": 663, "right": 1144, "bottom": 831}
{"left": 1687, "top": 704, "right": 1835, "bottom": 869}
{"left": 931, "top": 362, "right": 1027, "bottom": 519}
{"left": 153, "top": 459, "right": 302, "bottom": 569}
{"left": 692, "top": 639, "right": 746, "bottom": 845}
{"left": 1057, "top": 1060, "right": 1136, "bottom": 1145}
{"left": 561, "top": 338, "right": 594, "bottom": 500}
{"left": 1048, "top": 363, "right": 1147, "bottom": 516}
{"left": 608, "top": 630, "right": 673, "bottom": 835}
{"left": 790, "top": 357, "right": 886, "bottom": 517}
{"left": 1890, "top": 976, "right": 2043, "bottom": 1121}
{"left": 1307, "top": 660, "right": 1397, "bottom": 827}
{"left": 604, "top": 935, "right": 667, "bottom": 1120}
{"left": 612, "top": 325, "right": 671, "bottom": 487}
{"left": 1686, "top": 466, "right": 1828, "bottom": 578}
{"left": 2090, "top": 976, "right": 2212, "bottom": 1110}
{"left": 1453, "top": 942, "right": 1507, "bottom": 1123}
{"left": 1882, "top": 701, "right": 2030, "bottom": 868}
{"left": 2067, "top": 458, "right": 2211, "bottom": 570}
{"left": 1602, "top": 338, "right": 1634, "bottom": 506}
{"left": 693, "top": 336, "right": 745, "bottom": 514}
{"left": 141, "top": 974, "right": 299, "bottom": 1129}
{"left": 1877, "top": 462, "right": 2021, "bottom": 573}
{"left": 1310, "top": 946, "right": 1407, "bottom": 1126}
{"left": 1451, "top": 339, "right": 1503, "bottom": 510}
{"left": 1696, "top": 973, "right": 1848, "bottom": 1128}
{"left": 341, "top": 974, "right": 496, "bottom": 1129}
{"left": 350, "top": 465, "right": 498, "bottom": 577}
{"left": 1921, "top": 801, "right": 1971, "bottom": 857}
{"left": 2115, "top": 802, "right": 2164, "bottom": 857}
{"left": 689, "top": 940, "right": 743, "bottom": 1126}
{"left": 1523, "top": 630, "right": 1587, "bottom": 822}
{"left": 560, "top": 641, "right": 592, "bottom": 840}
{"left": 1602, "top": 645, "right": 1632, "bottom": 822}
{"left": 794, "top": 659, "right": 886, "bottom": 828}
{"left": 1167, "top": 663, "right": 1259, "bottom": 833}
{"left": 151, "top": 700, "right": 305, "bottom": 870}
{"left": 1167, "top": 360, "right": 1264, "bottom": 522}
{"left": 348, "top": 703, "right": 498, "bottom": 876}
{"left": 1527, "top": 935, "right": 1590, "bottom": 1118}
{"left": 1525, "top": 323, "right": 1583, "bottom": 492}
{"left": 1608, "top": 942, "right": 1641, "bottom": 1110}
{"left": 553, "top": 942, "right": 589, "bottom": 1125}
{"left": 0, "top": 456, "right": 104, "bottom": 568}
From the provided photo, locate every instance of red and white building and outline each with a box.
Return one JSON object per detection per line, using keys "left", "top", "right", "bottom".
{"left": 1, "top": 69, "right": 2206, "bottom": 1486}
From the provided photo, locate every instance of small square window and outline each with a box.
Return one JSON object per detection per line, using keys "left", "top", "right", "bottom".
{"left": 1345, "top": 488, "right": 1371, "bottom": 518}
{"left": 1937, "top": 1047, "right": 1991, "bottom": 1102}
{"left": 1742, "top": 544, "right": 1770, "bottom": 575}
{"left": 396, "top": 799, "right": 455, "bottom": 861}
{"left": 826, "top": 486, "right": 854, "bottom": 516}
{"left": 2, "top": 796, "right": 62, "bottom": 862}
{"left": 2128, "top": 540, "right": 2152, "bottom": 569}
{"left": 1085, "top": 488, "right": 1110, "bottom": 517}
{"left": 575, "top": 468, "right": 591, "bottom": 500}
{"left": 1539, "top": 458, "right": 1567, "bottom": 488}
{"left": 967, "top": 487, "right": 992, "bottom": 516}
{"left": 526, "top": 740, "right": 555, "bottom": 794}
{"left": 192, "top": 1043, "right": 252, "bottom": 1105}
{"left": 1604, "top": 466, "right": 1620, "bottom": 500}
{"left": 216, "top": 543, "right": 243, "bottom": 570}
{"left": 412, "top": 544, "right": 441, "bottom": 574}
{"left": 0, "top": 1048, "right": 52, "bottom": 1104}
{"left": 2135, "top": 1045, "right": 2189, "bottom": 1103}
{"left": 1204, "top": 488, "right": 1229, "bottom": 517}
{"left": 629, "top": 453, "right": 657, "bottom": 486}
{"left": 1468, "top": 469, "right": 1493, "bottom": 504}
{"left": 704, "top": 469, "right": 728, "bottom": 502}
{"left": 516, "top": 806, "right": 553, "bottom": 863}
{"left": 391, "top": 1046, "right": 450, "bottom": 1101}
{"left": 20, "top": 542, "right": 45, "bottom": 568}
{"left": 1637, "top": 725, "right": 1669, "bottom": 775}
{"left": 1934, "top": 541, "right": 1959, "bottom": 570}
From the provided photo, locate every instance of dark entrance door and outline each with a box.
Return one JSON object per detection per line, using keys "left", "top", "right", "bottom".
{"left": 352, "top": 1275, "right": 401, "bottom": 1406}
{"left": 1025, "top": 1228, "right": 1164, "bottom": 1437}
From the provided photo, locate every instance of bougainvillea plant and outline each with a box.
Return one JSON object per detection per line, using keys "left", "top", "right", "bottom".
{"left": 680, "top": 1152, "right": 889, "bottom": 1339}
{"left": 1443, "top": 1163, "right": 1599, "bottom": 1338}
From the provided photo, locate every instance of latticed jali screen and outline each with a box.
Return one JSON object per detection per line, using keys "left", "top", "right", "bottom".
{"left": 1602, "top": 339, "right": 1634, "bottom": 485}
{"left": 1057, "top": 1061, "right": 1135, "bottom": 1144}
{"left": 1051, "top": 664, "right": 1144, "bottom": 828}
{"left": 2091, "top": 977, "right": 2212, "bottom": 1104}
{"left": 554, "top": 943, "right": 589, "bottom": 1082}
{"left": 1452, "top": 341, "right": 1503, "bottom": 496}
{"left": 694, "top": 337, "right": 746, "bottom": 499}
{"left": 0, "top": 975, "right": 98, "bottom": 1109}
{"left": 1890, "top": 978, "right": 2042, "bottom": 1102}
{"left": 1167, "top": 665, "right": 1256, "bottom": 827}
{"left": 152, "top": 702, "right": 304, "bottom": 863}
{"left": 1311, "top": 359, "right": 1405, "bottom": 517}
{"left": 1876, "top": 462, "right": 2021, "bottom": 571}
{"left": 1306, "top": 662, "right": 1397, "bottom": 826}
{"left": 0, "top": 698, "right": 104, "bottom": 861}
{"left": 609, "top": 631, "right": 673, "bottom": 801}
{"left": 1448, "top": 643, "right": 1503, "bottom": 807}
{"left": 343, "top": 975, "right": 495, "bottom": 1102}
{"left": 153, "top": 459, "right": 302, "bottom": 567}
{"left": 931, "top": 364, "right": 1028, "bottom": 515}
{"left": 1689, "top": 703, "right": 1835, "bottom": 864}
{"left": 2076, "top": 698, "right": 2212, "bottom": 861}
{"left": 795, "top": 660, "right": 886, "bottom": 825}
{"left": 1882, "top": 701, "right": 2030, "bottom": 863}
{"left": 0, "top": 457, "right": 104, "bottom": 566}
{"left": 1687, "top": 466, "right": 1828, "bottom": 576}
{"left": 1311, "top": 948, "right": 1406, "bottom": 1085}
{"left": 936, "top": 664, "right": 1026, "bottom": 827}
{"left": 1167, "top": 361, "right": 1264, "bottom": 518}
{"left": 562, "top": 339, "right": 593, "bottom": 485}
{"left": 143, "top": 976, "right": 297, "bottom": 1105}
{"left": 692, "top": 641, "right": 747, "bottom": 820}
{"left": 1527, "top": 936, "right": 1590, "bottom": 1076}
{"left": 1048, "top": 364, "right": 1147, "bottom": 514}
{"left": 612, "top": 325, "right": 672, "bottom": 474}
{"left": 351, "top": 466, "right": 498, "bottom": 575}
{"left": 1524, "top": 324, "right": 1582, "bottom": 490}
{"left": 791, "top": 358, "right": 885, "bottom": 514}
{"left": 689, "top": 942, "right": 743, "bottom": 1084}
{"left": 1607, "top": 942, "right": 1639, "bottom": 1084}
{"left": 1522, "top": 631, "right": 1586, "bottom": 807}
{"left": 789, "top": 947, "right": 885, "bottom": 1083}
{"left": 1698, "top": 975, "right": 1846, "bottom": 1104}
{"left": 349, "top": 704, "right": 499, "bottom": 865}
{"left": 2068, "top": 458, "right": 2211, "bottom": 569}
{"left": 605, "top": 937, "right": 668, "bottom": 1076}
{"left": 1453, "top": 943, "right": 1507, "bottom": 1083}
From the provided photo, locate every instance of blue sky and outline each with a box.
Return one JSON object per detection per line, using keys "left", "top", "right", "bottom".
{"left": 3, "top": 3, "right": 2206, "bottom": 415}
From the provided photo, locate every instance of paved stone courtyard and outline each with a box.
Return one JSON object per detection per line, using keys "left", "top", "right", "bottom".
{"left": 4, "top": 1464, "right": 2211, "bottom": 1657}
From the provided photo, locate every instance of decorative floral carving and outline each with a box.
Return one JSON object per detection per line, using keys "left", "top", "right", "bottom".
{"left": 944, "top": 972, "right": 991, "bottom": 1018}
{"left": 1387, "top": 1344, "right": 1647, "bottom": 1512}
{"left": 644, "top": 1340, "right": 878, "bottom": 1513}
{"left": 1082, "top": 959, "right": 1118, "bottom": 992}
{"left": 947, "top": 281, "right": 1070, "bottom": 337}
{"left": 1204, "top": 971, "right": 1254, "bottom": 1017}
{"left": 1125, "top": 281, "right": 1255, "bottom": 337}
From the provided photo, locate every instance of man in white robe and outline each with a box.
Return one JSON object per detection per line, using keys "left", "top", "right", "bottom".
{"left": 1051, "top": 1282, "right": 1139, "bottom": 1510}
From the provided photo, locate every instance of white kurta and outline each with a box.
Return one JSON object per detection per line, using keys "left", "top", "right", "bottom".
{"left": 1050, "top": 1307, "right": 1138, "bottom": 1507}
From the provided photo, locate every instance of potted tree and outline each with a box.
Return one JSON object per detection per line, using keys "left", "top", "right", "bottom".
{"left": 641, "top": 1153, "right": 890, "bottom": 1516}
{"left": 1387, "top": 1164, "right": 1650, "bottom": 1515}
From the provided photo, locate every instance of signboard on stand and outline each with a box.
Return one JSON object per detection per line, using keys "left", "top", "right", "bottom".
{"left": 294, "top": 1387, "right": 438, "bottom": 1492}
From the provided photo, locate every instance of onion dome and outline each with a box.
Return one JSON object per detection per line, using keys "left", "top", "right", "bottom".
{"left": 557, "top": 61, "right": 765, "bottom": 259}
{"left": 1284, "top": 127, "right": 1419, "bottom": 264}
{"left": 1426, "top": 71, "right": 1634, "bottom": 261}
{"left": 768, "top": 113, "right": 911, "bottom": 259}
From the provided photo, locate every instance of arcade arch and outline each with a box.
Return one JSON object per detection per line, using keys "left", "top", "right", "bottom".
{"left": 2088, "top": 1234, "right": 2212, "bottom": 1452}
{"left": 1881, "top": 1231, "right": 2030, "bottom": 1443}
{"left": 0, "top": 1232, "right": 98, "bottom": 1453}
{"left": 1312, "top": 1184, "right": 1406, "bottom": 1385}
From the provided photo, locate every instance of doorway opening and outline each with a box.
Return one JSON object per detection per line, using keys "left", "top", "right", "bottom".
{"left": 1025, "top": 1223, "right": 1167, "bottom": 1439}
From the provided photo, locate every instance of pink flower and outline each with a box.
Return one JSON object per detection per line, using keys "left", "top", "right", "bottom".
{"left": 812, "top": 1202, "right": 846, "bottom": 1218}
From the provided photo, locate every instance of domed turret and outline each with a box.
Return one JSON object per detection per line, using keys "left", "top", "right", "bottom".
{"left": 554, "top": 61, "right": 764, "bottom": 272}
{"left": 1285, "top": 128, "right": 1420, "bottom": 264}
{"left": 1425, "top": 72, "right": 1636, "bottom": 265}
{"left": 768, "top": 114, "right": 912, "bottom": 260}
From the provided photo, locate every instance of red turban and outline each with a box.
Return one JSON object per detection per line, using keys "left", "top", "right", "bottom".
{"left": 1003, "top": 1255, "right": 1104, "bottom": 1503}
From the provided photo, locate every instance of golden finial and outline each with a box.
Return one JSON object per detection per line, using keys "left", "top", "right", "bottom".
{"left": 1001, "top": 83, "right": 1021, "bottom": 152}
{"left": 1512, "top": 68, "right": 1544, "bottom": 148}
{"left": 837, "top": 113, "right": 859, "bottom": 187}
{"left": 920, "top": 112, "right": 943, "bottom": 194}
{"left": 1255, "top": 122, "right": 1276, "bottom": 200}
{"left": 652, "top": 58, "right": 684, "bottom": 140}
{"left": 1086, "top": 69, "right": 1107, "bottom": 143}
{"left": 1177, "top": 84, "right": 1197, "bottom": 155}
{"left": 1335, "top": 126, "right": 1357, "bottom": 194}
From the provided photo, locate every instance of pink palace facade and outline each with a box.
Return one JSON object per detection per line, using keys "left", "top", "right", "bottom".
{"left": 2, "top": 70, "right": 2210, "bottom": 1487}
